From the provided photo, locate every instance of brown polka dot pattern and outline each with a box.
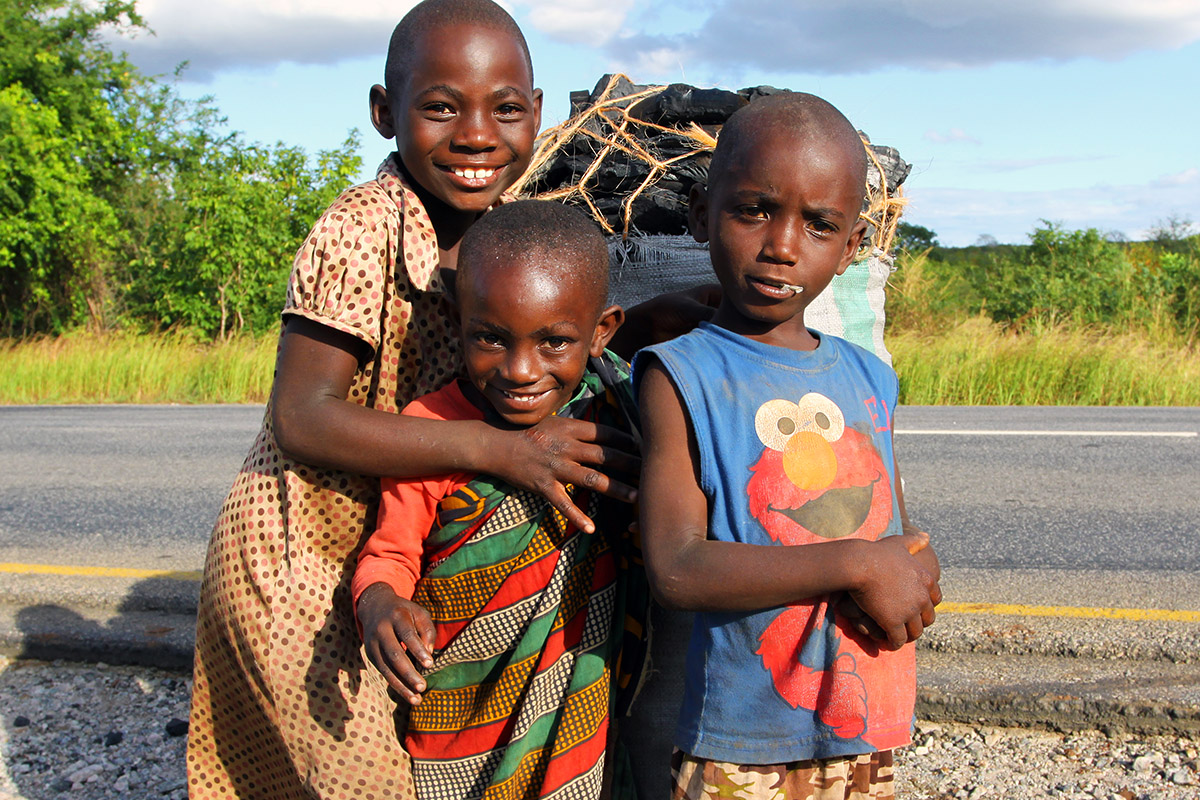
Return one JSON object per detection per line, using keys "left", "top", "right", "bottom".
{"left": 187, "top": 156, "right": 459, "bottom": 799}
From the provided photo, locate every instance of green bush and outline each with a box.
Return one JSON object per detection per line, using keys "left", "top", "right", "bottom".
{"left": 1147, "top": 248, "right": 1200, "bottom": 336}
{"left": 894, "top": 223, "right": 1200, "bottom": 342}
{"left": 123, "top": 133, "right": 361, "bottom": 338}
{"left": 971, "top": 223, "right": 1127, "bottom": 326}
{"left": 0, "top": 0, "right": 138, "bottom": 334}
{"left": 0, "top": 0, "right": 362, "bottom": 339}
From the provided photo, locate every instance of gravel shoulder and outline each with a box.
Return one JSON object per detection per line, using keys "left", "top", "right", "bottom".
{"left": 1, "top": 656, "right": 1198, "bottom": 800}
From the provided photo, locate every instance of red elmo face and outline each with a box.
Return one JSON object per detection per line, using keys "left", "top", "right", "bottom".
{"left": 746, "top": 393, "right": 892, "bottom": 545}
{"left": 745, "top": 393, "right": 912, "bottom": 747}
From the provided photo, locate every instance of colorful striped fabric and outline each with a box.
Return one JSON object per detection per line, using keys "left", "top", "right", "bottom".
{"left": 407, "top": 353, "right": 646, "bottom": 800}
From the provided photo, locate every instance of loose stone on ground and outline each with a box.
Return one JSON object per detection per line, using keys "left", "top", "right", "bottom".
{"left": 0, "top": 656, "right": 189, "bottom": 800}
{"left": 1, "top": 656, "right": 1198, "bottom": 799}
{"left": 897, "top": 721, "right": 1200, "bottom": 799}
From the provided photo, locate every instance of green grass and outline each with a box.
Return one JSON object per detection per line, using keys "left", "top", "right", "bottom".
{"left": 0, "top": 332, "right": 276, "bottom": 404}
{"left": 3, "top": 293, "right": 1199, "bottom": 406}
{"left": 890, "top": 316, "right": 1200, "bottom": 405}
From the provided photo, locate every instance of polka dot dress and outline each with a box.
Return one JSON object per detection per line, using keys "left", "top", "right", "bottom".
{"left": 187, "top": 157, "right": 459, "bottom": 799}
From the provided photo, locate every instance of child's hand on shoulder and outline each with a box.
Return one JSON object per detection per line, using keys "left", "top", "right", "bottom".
{"left": 357, "top": 583, "right": 436, "bottom": 705}
{"left": 490, "top": 415, "right": 641, "bottom": 534}
{"left": 611, "top": 284, "right": 721, "bottom": 357}
{"left": 847, "top": 531, "right": 942, "bottom": 651}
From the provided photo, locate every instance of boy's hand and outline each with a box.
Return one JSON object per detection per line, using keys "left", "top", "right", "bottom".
{"left": 835, "top": 593, "right": 886, "bottom": 642}
{"left": 357, "top": 583, "right": 436, "bottom": 705}
{"left": 849, "top": 532, "right": 941, "bottom": 651}
{"left": 838, "top": 531, "right": 942, "bottom": 645}
{"left": 609, "top": 284, "right": 721, "bottom": 358}
{"left": 493, "top": 416, "right": 640, "bottom": 534}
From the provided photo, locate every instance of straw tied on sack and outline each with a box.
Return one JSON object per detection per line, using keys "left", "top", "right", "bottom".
{"left": 512, "top": 73, "right": 911, "bottom": 253}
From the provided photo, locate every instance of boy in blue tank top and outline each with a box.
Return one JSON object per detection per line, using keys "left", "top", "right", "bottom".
{"left": 633, "top": 94, "right": 943, "bottom": 800}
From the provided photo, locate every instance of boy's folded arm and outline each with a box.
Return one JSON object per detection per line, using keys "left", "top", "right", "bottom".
{"left": 638, "top": 361, "right": 938, "bottom": 649}
{"left": 639, "top": 362, "right": 865, "bottom": 610}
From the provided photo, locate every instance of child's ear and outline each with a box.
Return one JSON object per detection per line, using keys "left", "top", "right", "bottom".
{"left": 588, "top": 305, "right": 625, "bottom": 357}
{"left": 687, "top": 183, "right": 710, "bottom": 244}
{"left": 369, "top": 84, "right": 396, "bottom": 140}
{"left": 532, "top": 87, "right": 544, "bottom": 133}
{"left": 837, "top": 219, "right": 870, "bottom": 275}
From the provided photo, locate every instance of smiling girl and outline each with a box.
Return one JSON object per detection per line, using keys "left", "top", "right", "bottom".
{"left": 186, "top": 2, "right": 641, "bottom": 798}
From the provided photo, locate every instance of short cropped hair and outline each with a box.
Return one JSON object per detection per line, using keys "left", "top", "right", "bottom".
{"left": 384, "top": 0, "right": 532, "bottom": 98}
{"left": 709, "top": 92, "right": 868, "bottom": 195}
{"left": 457, "top": 200, "right": 610, "bottom": 311}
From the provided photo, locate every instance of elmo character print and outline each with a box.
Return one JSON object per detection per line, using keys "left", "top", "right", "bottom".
{"left": 746, "top": 392, "right": 912, "bottom": 748}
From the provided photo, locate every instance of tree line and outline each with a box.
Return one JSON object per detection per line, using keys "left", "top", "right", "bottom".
{"left": 0, "top": 0, "right": 361, "bottom": 339}
{"left": 891, "top": 220, "right": 1200, "bottom": 339}
{"left": 6, "top": 1, "right": 1196, "bottom": 344}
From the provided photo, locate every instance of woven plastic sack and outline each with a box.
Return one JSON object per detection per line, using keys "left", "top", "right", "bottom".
{"left": 609, "top": 234, "right": 893, "bottom": 364}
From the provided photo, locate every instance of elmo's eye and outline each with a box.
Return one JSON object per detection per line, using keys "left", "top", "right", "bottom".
{"left": 754, "top": 399, "right": 801, "bottom": 451}
{"left": 795, "top": 392, "right": 844, "bottom": 442}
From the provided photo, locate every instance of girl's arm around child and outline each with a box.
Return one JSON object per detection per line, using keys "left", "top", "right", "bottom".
{"left": 272, "top": 316, "right": 639, "bottom": 534}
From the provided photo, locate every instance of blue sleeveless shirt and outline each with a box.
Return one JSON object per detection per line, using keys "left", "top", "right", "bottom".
{"left": 634, "top": 322, "right": 915, "bottom": 763}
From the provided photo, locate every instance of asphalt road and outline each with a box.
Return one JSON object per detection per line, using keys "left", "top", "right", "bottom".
{"left": 0, "top": 405, "right": 262, "bottom": 572}
{"left": 1, "top": 404, "right": 1198, "bottom": 610}
{"left": 895, "top": 406, "right": 1200, "bottom": 572}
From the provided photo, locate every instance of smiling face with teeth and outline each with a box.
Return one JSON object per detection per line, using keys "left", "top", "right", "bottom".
{"left": 456, "top": 251, "right": 621, "bottom": 427}
{"left": 689, "top": 95, "right": 868, "bottom": 351}
{"left": 452, "top": 200, "right": 621, "bottom": 428}
{"left": 370, "top": 21, "right": 541, "bottom": 236}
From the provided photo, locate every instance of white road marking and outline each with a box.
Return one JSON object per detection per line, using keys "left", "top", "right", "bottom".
{"left": 896, "top": 429, "right": 1197, "bottom": 437}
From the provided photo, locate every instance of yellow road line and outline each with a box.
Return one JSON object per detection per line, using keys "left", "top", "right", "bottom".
{"left": 3, "top": 563, "right": 1199, "bottom": 622}
{"left": 940, "top": 601, "right": 1200, "bottom": 623}
{"left": 0, "top": 562, "right": 202, "bottom": 581}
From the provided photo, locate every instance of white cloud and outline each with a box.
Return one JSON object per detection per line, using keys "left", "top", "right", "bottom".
{"left": 110, "top": 0, "right": 637, "bottom": 81}
{"left": 904, "top": 171, "right": 1200, "bottom": 246}
{"left": 606, "top": 0, "right": 1200, "bottom": 77}
{"left": 112, "top": 0, "right": 420, "bottom": 79}
{"left": 104, "top": 0, "right": 1200, "bottom": 84}
{"left": 1151, "top": 167, "right": 1200, "bottom": 187}
{"left": 980, "top": 155, "right": 1102, "bottom": 172}
{"left": 513, "top": 0, "right": 633, "bottom": 45}
{"left": 924, "top": 128, "right": 980, "bottom": 145}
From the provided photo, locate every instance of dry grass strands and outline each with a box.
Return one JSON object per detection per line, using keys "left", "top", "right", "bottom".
{"left": 515, "top": 73, "right": 907, "bottom": 251}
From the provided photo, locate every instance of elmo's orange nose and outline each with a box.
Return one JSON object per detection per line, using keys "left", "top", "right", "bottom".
{"left": 782, "top": 431, "right": 837, "bottom": 491}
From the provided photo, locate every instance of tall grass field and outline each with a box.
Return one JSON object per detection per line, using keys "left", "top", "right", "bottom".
{"left": 890, "top": 318, "right": 1200, "bottom": 405}
{"left": 2, "top": 226, "right": 1198, "bottom": 405}
{"left": 2, "top": 319, "right": 1197, "bottom": 406}
{"left": 0, "top": 333, "right": 277, "bottom": 404}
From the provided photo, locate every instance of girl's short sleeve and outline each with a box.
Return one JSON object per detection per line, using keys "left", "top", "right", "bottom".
{"left": 283, "top": 200, "right": 396, "bottom": 353}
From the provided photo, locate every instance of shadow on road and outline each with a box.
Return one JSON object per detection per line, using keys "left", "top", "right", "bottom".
{"left": 11, "top": 574, "right": 199, "bottom": 668}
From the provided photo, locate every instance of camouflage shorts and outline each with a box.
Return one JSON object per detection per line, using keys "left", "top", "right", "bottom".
{"left": 670, "top": 748, "right": 894, "bottom": 800}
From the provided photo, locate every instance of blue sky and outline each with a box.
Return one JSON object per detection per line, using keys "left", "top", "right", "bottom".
{"left": 112, "top": 0, "right": 1200, "bottom": 246}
